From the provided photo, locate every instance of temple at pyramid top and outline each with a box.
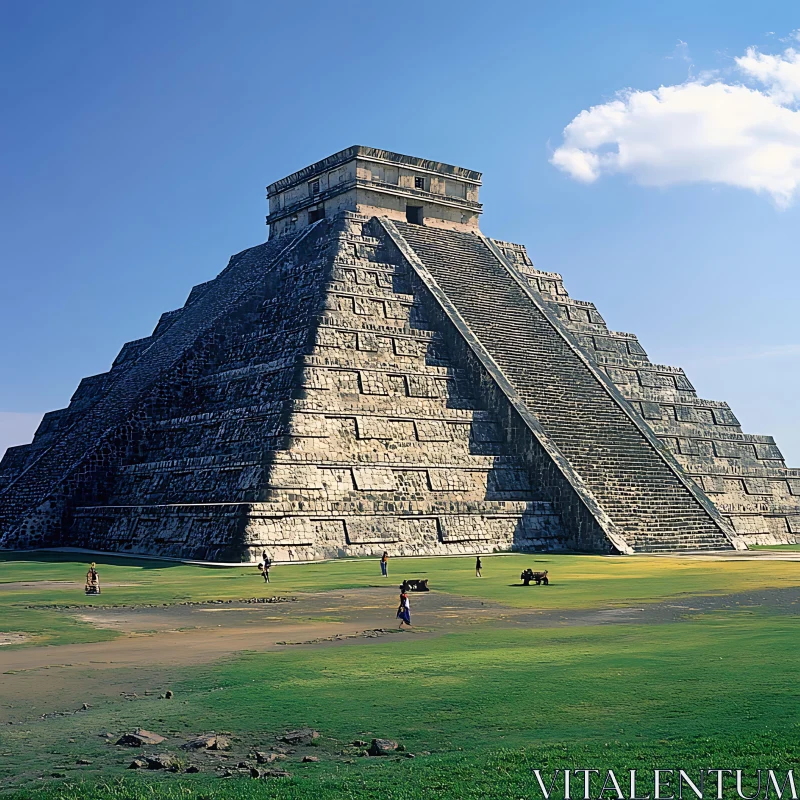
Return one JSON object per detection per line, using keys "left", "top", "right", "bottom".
{"left": 266, "top": 146, "right": 483, "bottom": 237}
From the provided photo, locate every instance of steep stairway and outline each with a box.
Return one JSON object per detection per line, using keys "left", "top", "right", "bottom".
{"left": 390, "top": 222, "right": 733, "bottom": 552}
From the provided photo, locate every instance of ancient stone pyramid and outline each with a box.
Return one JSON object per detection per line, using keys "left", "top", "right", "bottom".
{"left": 2, "top": 146, "right": 799, "bottom": 561}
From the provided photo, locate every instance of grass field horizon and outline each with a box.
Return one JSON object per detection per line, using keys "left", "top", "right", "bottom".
{"left": 1, "top": 551, "right": 798, "bottom": 799}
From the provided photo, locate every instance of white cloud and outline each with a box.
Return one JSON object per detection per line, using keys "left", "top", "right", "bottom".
{"left": 551, "top": 39, "right": 800, "bottom": 206}
{"left": 736, "top": 46, "right": 800, "bottom": 104}
{"left": 0, "top": 412, "right": 43, "bottom": 461}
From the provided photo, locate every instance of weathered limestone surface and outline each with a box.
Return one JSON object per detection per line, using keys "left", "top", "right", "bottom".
{"left": 243, "top": 214, "right": 565, "bottom": 561}
{"left": 0, "top": 213, "right": 564, "bottom": 560}
{"left": 384, "top": 221, "right": 735, "bottom": 554}
{"left": 0, "top": 228, "right": 323, "bottom": 558}
{"left": 267, "top": 146, "right": 482, "bottom": 238}
{"left": 1, "top": 146, "right": 796, "bottom": 559}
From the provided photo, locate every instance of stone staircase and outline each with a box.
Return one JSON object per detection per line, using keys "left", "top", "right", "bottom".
{"left": 390, "top": 221, "right": 734, "bottom": 553}
{"left": 494, "top": 238, "right": 800, "bottom": 546}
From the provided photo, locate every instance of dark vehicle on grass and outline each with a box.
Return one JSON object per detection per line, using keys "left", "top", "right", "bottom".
{"left": 521, "top": 569, "right": 549, "bottom": 586}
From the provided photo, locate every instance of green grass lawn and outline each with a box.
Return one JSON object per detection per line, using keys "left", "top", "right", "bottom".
{"left": 750, "top": 543, "right": 800, "bottom": 551}
{"left": 1, "top": 552, "right": 799, "bottom": 799}
{"left": 3, "top": 613, "right": 798, "bottom": 799}
{"left": 3, "top": 550, "right": 800, "bottom": 647}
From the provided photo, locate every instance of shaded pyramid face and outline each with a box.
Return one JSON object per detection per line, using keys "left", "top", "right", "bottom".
{"left": 0, "top": 230, "right": 333, "bottom": 560}
{"left": 2, "top": 147, "right": 798, "bottom": 560}
{"left": 0, "top": 214, "right": 567, "bottom": 561}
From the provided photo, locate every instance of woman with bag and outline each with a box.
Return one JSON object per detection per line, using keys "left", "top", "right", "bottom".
{"left": 396, "top": 588, "right": 411, "bottom": 629}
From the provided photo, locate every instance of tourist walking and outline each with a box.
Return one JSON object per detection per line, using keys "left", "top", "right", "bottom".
{"left": 475, "top": 555, "right": 482, "bottom": 578}
{"left": 262, "top": 555, "right": 271, "bottom": 583}
{"left": 380, "top": 551, "right": 389, "bottom": 577}
{"left": 397, "top": 588, "right": 411, "bottom": 628}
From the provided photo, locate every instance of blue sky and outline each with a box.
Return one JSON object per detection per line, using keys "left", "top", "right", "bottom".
{"left": 1, "top": 0, "right": 799, "bottom": 463}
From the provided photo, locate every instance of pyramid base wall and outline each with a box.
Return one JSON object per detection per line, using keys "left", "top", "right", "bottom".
{"left": 63, "top": 503, "right": 800, "bottom": 560}
{"left": 243, "top": 508, "right": 568, "bottom": 562}
{"left": 732, "top": 531, "right": 799, "bottom": 547}
{"left": 64, "top": 505, "right": 570, "bottom": 563}
{"left": 68, "top": 505, "right": 249, "bottom": 562}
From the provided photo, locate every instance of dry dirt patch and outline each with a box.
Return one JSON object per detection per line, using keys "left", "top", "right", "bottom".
{"left": 75, "top": 605, "right": 271, "bottom": 633}
{"left": 0, "top": 633, "right": 27, "bottom": 646}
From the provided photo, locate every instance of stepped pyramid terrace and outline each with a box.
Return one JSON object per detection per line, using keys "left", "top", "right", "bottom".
{"left": 2, "top": 146, "right": 799, "bottom": 561}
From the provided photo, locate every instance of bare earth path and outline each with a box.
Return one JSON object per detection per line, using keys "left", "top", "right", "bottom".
{"left": 0, "top": 587, "right": 499, "bottom": 723}
{"left": 2, "top": 585, "right": 799, "bottom": 726}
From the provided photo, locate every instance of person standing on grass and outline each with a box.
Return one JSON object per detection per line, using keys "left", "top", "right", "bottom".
{"left": 475, "top": 555, "right": 482, "bottom": 578}
{"left": 380, "top": 551, "right": 389, "bottom": 577}
{"left": 263, "top": 555, "right": 272, "bottom": 583}
{"left": 85, "top": 562, "right": 100, "bottom": 594}
{"left": 397, "top": 588, "right": 411, "bottom": 629}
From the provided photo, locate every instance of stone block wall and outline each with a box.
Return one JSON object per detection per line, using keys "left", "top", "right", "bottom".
{"left": 3, "top": 204, "right": 794, "bottom": 559}
{"left": 241, "top": 213, "right": 565, "bottom": 561}
{"left": 1, "top": 213, "right": 565, "bottom": 561}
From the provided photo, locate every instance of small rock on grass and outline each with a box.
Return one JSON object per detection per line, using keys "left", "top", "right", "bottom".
{"left": 185, "top": 765, "right": 200, "bottom": 773}
{"left": 75, "top": 758, "right": 92, "bottom": 765}
{"left": 368, "top": 738, "right": 398, "bottom": 756}
{"left": 264, "top": 768, "right": 293, "bottom": 778}
{"left": 183, "top": 733, "right": 230, "bottom": 751}
{"left": 128, "top": 759, "right": 148, "bottom": 770}
{"left": 255, "top": 752, "right": 285, "bottom": 764}
{"left": 280, "top": 728, "right": 319, "bottom": 745}
{"left": 251, "top": 767, "right": 292, "bottom": 779}
{"left": 302, "top": 755, "right": 319, "bottom": 763}
{"left": 116, "top": 729, "right": 165, "bottom": 747}
{"left": 145, "top": 753, "right": 179, "bottom": 771}
{"left": 210, "top": 736, "right": 230, "bottom": 751}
